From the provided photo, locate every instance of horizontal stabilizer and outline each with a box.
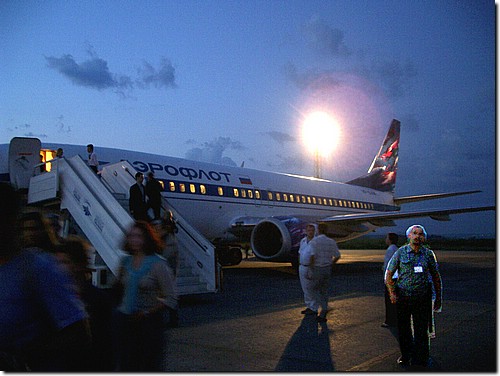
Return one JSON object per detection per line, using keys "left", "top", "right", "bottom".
{"left": 394, "top": 190, "right": 482, "bottom": 205}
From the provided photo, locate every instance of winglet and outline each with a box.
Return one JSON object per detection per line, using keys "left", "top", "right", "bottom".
{"left": 346, "top": 119, "right": 400, "bottom": 192}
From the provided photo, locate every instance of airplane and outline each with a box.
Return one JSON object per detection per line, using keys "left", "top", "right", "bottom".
{"left": 0, "top": 119, "right": 495, "bottom": 267}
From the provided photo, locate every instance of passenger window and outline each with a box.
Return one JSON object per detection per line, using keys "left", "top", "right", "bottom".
{"left": 307, "top": 197, "right": 311, "bottom": 204}
{"left": 268, "top": 192, "right": 273, "bottom": 200}
{"left": 312, "top": 197, "right": 317, "bottom": 204}
{"left": 248, "top": 190, "right": 253, "bottom": 199}
{"left": 283, "top": 193, "right": 288, "bottom": 202}
{"left": 255, "top": 190, "right": 261, "bottom": 199}
{"left": 276, "top": 193, "right": 281, "bottom": 201}
{"left": 179, "top": 183, "right": 186, "bottom": 193}
{"left": 200, "top": 185, "right": 207, "bottom": 194}
{"left": 290, "top": 195, "right": 295, "bottom": 202}
{"left": 233, "top": 188, "right": 239, "bottom": 197}
{"left": 241, "top": 189, "right": 247, "bottom": 198}
{"left": 190, "top": 184, "right": 196, "bottom": 193}
{"left": 218, "top": 187, "right": 224, "bottom": 196}
{"left": 169, "top": 182, "right": 176, "bottom": 192}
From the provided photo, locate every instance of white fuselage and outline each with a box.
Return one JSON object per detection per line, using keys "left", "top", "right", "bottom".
{"left": 0, "top": 141, "right": 396, "bottom": 241}
{"left": 69, "top": 143, "right": 395, "bottom": 239}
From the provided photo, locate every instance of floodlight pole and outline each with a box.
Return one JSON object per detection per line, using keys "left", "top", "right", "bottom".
{"left": 314, "top": 149, "right": 321, "bottom": 179}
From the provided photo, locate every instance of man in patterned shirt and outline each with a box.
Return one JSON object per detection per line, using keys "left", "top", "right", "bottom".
{"left": 385, "top": 225, "right": 442, "bottom": 368}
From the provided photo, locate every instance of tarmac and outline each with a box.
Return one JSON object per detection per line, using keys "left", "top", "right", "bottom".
{"left": 162, "top": 249, "right": 496, "bottom": 372}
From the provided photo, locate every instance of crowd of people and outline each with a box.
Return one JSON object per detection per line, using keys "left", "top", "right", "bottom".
{"left": 0, "top": 182, "right": 179, "bottom": 372}
{"left": 1, "top": 156, "right": 444, "bottom": 371}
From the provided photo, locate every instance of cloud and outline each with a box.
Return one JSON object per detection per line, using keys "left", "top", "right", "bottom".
{"left": 45, "top": 48, "right": 176, "bottom": 94}
{"left": 265, "top": 131, "right": 296, "bottom": 145}
{"left": 56, "top": 115, "right": 71, "bottom": 133}
{"left": 284, "top": 63, "right": 341, "bottom": 91}
{"left": 288, "top": 18, "right": 417, "bottom": 99}
{"left": 184, "top": 137, "right": 244, "bottom": 166}
{"left": 303, "top": 16, "right": 351, "bottom": 58}
{"left": 370, "top": 59, "right": 417, "bottom": 98}
{"left": 137, "top": 58, "right": 176, "bottom": 89}
{"left": 45, "top": 54, "right": 131, "bottom": 90}
{"left": 267, "top": 154, "right": 307, "bottom": 174}
{"left": 23, "top": 132, "right": 48, "bottom": 139}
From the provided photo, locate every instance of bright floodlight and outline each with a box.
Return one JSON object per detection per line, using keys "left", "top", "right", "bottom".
{"left": 302, "top": 111, "right": 340, "bottom": 157}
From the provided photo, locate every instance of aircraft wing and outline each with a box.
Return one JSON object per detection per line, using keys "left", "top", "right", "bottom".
{"left": 321, "top": 205, "right": 495, "bottom": 228}
{"left": 393, "top": 190, "right": 481, "bottom": 205}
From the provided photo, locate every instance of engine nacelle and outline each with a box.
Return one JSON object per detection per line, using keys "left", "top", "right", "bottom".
{"left": 250, "top": 216, "right": 309, "bottom": 262}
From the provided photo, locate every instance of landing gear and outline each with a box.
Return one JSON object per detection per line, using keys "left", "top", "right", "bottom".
{"left": 216, "top": 246, "right": 243, "bottom": 266}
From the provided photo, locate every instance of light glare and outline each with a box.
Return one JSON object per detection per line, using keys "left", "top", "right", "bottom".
{"left": 302, "top": 111, "right": 340, "bottom": 157}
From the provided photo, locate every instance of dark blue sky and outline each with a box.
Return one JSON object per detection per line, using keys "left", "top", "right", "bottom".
{"left": 1, "top": 1, "right": 495, "bottom": 236}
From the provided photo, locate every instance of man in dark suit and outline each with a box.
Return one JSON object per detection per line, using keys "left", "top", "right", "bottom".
{"left": 129, "top": 172, "right": 150, "bottom": 221}
{"left": 145, "top": 172, "right": 162, "bottom": 220}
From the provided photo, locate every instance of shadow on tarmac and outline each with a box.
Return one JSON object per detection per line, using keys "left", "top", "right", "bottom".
{"left": 275, "top": 315, "right": 335, "bottom": 372}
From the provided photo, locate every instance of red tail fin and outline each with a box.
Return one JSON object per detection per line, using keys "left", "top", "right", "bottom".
{"left": 346, "top": 119, "right": 400, "bottom": 192}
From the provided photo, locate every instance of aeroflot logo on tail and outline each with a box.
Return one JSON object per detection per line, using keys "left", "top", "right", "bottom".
{"left": 131, "top": 161, "right": 233, "bottom": 183}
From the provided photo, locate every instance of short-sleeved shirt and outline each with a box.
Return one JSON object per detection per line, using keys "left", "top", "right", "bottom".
{"left": 383, "top": 244, "right": 399, "bottom": 279}
{"left": 298, "top": 237, "right": 313, "bottom": 265}
{"left": 309, "top": 234, "right": 340, "bottom": 267}
{"left": 0, "top": 249, "right": 88, "bottom": 352}
{"left": 387, "top": 244, "right": 439, "bottom": 297}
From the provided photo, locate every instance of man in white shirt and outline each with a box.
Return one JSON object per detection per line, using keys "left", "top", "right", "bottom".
{"left": 87, "top": 144, "right": 99, "bottom": 174}
{"left": 308, "top": 223, "right": 341, "bottom": 322}
{"left": 298, "top": 224, "right": 316, "bottom": 315}
{"left": 382, "top": 232, "right": 399, "bottom": 327}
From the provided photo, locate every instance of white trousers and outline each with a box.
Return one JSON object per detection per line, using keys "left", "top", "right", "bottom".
{"left": 299, "top": 265, "right": 317, "bottom": 311}
{"left": 312, "top": 265, "right": 332, "bottom": 315}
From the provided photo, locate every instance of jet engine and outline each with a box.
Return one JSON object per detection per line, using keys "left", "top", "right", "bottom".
{"left": 250, "top": 216, "right": 309, "bottom": 262}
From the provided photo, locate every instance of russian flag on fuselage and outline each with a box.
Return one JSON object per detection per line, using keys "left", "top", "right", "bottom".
{"left": 239, "top": 176, "right": 252, "bottom": 185}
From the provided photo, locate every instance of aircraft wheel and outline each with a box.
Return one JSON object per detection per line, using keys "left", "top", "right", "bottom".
{"left": 229, "top": 247, "right": 242, "bottom": 265}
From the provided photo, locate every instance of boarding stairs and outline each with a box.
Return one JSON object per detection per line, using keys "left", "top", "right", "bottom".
{"left": 27, "top": 155, "right": 220, "bottom": 295}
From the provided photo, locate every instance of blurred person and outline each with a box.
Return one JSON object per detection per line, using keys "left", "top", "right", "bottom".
{"left": 0, "top": 183, "right": 91, "bottom": 371}
{"left": 55, "top": 147, "right": 64, "bottom": 158}
{"left": 113, "top": 221, "right": 177, "bottom": 371}
{"left": 307, "top": 223, "right": 341, "bottom": 323}
{"left": 381, "top": 232, "right": 399, "bottom": 328}
{"left": 20, "top": 209, "right": 59, "bottom": 251}
{"left": 146, "top": 171, "right": 162, "bottom": 220}
{"left": 155, "top": 213, "right": 180, "bottom": 327}
{"left": 298, "top": 224, "right": 317, "bottom": 315}
{"left": 86, "top": 144, "right": 99, "bottom": 174}
{"left": 385, "top": 225, "right": 442, "bottom": 368}
{"left": 54, "top": 236, "right": 114, "bottom": 371}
